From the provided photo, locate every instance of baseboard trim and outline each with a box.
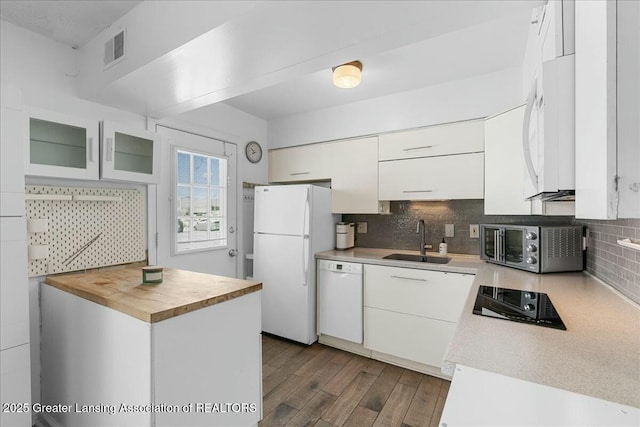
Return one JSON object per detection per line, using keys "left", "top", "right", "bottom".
{"left": 318, "top": 334, "right": 451, "bottom": 380}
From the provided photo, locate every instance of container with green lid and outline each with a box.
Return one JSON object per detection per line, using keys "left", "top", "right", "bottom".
{"left": 142, "top": 266, "right": 163, "bottom": 284}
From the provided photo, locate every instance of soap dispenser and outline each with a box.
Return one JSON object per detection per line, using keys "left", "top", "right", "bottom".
{"left": 439, "top": 238, "right": 448, "bottom": 256}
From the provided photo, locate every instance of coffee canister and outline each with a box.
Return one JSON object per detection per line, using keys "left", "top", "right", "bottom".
{"left": 336, "top": 222, "right": 355, "bottom": 250}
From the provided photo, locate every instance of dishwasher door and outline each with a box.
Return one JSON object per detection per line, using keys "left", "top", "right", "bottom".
{"left": 318, "top": 259, "right": 363, "bottom": 344}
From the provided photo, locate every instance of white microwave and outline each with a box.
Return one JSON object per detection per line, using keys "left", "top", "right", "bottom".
{"left": 522, "top": 54, "right": 575, "bottom": 201}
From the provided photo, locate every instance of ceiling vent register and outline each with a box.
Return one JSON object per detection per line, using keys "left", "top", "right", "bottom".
{"left": 104, "top": 29, "right": 125, "bottom": 68}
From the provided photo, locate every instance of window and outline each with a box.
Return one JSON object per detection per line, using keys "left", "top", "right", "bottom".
{"left": 174, "top": 148, "right": 227, "bottom": 253}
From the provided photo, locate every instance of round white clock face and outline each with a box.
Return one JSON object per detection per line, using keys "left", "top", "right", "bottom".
{"left": 245, "top": 141, "right": 262, "bottom": 163}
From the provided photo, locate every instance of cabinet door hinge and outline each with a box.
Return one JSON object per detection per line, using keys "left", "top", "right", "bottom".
{"left": 155, "top": 232, "right": 159, "bottom": 248}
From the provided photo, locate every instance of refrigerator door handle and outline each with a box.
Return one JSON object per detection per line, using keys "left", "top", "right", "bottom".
{"left": 300, "top": 187, "right": 310, "bottom": 286}
{"left": 302, "top": 187, "right": 310, "bottom": 237}
{"left": 302, "top": 235, "right": 309, "bottom": 286}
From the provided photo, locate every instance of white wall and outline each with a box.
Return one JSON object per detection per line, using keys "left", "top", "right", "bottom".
{"left": 1, "top": 20, "right": 79, "bottom": 97}
{"left": 268, "top": 67, "right": 523, "bottom": 148}
{"left": 0, "top": 20, "right": 146, "bottom": 127}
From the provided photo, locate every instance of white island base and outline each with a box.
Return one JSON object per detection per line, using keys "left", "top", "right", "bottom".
{"left": 40, "top": 285, "right": 262, "bottom": 427}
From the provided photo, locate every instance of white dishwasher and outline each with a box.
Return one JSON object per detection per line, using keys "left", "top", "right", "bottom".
{"left": 318, "top": 260, "right": 363, "bottom": 344}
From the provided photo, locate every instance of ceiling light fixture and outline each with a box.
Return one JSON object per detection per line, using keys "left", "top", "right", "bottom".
{"left": 332, "top": 60, "right": 362, "bottom": 89}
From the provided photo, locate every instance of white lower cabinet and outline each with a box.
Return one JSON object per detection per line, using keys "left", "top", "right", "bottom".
{"left": 363, "top": 264, "right": 473, "bottom": 370}
{"left": 41, "top": 286, "right": 262, "bottom": 427}
{"left": 0, "top": 344, "right": 32, "bottom": 427}
{"left": 364, "top": 307, "right": 457, "bottom": 368}
{"left": 0, "top": 219, "right": 29, "bottom": 352}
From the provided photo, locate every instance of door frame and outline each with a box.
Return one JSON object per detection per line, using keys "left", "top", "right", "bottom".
{"left": 153, "top": 124, "right": 239, "bottom": 278}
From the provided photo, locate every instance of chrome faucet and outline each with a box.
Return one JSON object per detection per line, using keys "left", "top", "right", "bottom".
{"left": 417, "top": 219, "right": 426, "bottom": 256}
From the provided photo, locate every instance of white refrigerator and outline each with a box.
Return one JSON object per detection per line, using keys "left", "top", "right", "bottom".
{"left": 253, "top": 184, "right": 336, "bottom": 344}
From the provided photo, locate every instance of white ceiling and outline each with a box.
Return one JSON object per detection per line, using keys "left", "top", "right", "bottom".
{"left": 0, "top": 1, "right": 540, "bottom": 121}
{"left": 0, "top": 0, "right": 142, "bottom": 48}
{"left": 224, "top": 12, "right": 531, "bottom": 120}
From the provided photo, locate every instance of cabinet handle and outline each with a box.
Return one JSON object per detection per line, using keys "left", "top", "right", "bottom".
{"left": 402, "top": 190, "right": 433, "bottom": 193}
{"left": 106, "top": 138, "right": 113, "bottom": 162}
{"left": 403, "top": 145, "right": 433, "bottom": 152}
{"left": 290, "top": 172, "right": 310, "bottom": 176}
{"left": 88, "top": 137, "right": 94, "bottom": 162}
{"left": 390, "top": 275, "right": 427, "bottom": 282}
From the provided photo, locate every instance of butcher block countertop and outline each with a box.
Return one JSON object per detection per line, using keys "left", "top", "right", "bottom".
{"left": 44, "top": 266, "right": 262, "bottom": 323}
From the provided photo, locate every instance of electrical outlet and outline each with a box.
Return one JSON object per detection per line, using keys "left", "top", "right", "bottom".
{"left": 470, "top": 224, "right": 479, "bottom": 238}
{"left": 357, "top": 222, "right": 367, "bottom": 234}
{"left": 445, "top": 224, "right": 454, "bottom": 238}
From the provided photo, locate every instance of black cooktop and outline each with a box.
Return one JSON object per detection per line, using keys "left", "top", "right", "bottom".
{"left": 472, "top": 285, "right": 566, "bottom": 330}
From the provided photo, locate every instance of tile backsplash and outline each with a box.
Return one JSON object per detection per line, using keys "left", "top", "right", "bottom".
{"left": 343, "top": 200, "right": 573, "bottom": 255}
{"left": 574, "top": 218, "right": 640, "bottom": 304}
{"left": 343, "top": 200, "right": 640, "bottom": 305}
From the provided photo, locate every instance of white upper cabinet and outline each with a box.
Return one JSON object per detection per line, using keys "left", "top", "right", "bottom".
{"left": 268, "top": 143, "right": 332, "bottom": 183}
{"left": 25, "top": 108, "right": 100, "bottom": 180}
{"left": 378, "top": 119, "right": 484, "bottom": 201}
{"left": 575, "top": 0, "right": 639, "bottom": 219}
{"left": 378, "top": 120, "right": 484, "bottom": 161}
{"left": 1, "top": 85, "right": 25, "bottom": 217}
{"left": 379, "top": 152, "right": 484, "bottom": 201}
{"left": 540, "top": 0, "right": 575, "bottom": 61}
{"left": 330, "top": 136, "right": 379, "bottom": 214}
{"left": 616, "top": 0, "right": 640, "bottom": 218}
{"left": 484, "top": 106, "right": 531, "bottom": 215}
{"left": 100, "top": 121, "right": 160, "bottom": 184}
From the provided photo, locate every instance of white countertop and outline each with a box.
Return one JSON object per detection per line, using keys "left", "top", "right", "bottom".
{"left": 315, "top": 248, "right": 640, "bottom": 408}
{"left": 440, "top": 365, "right": 639, "bottom": 426}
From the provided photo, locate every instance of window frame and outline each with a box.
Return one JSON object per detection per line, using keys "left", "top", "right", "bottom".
{"left": 171, "top": 145, "right": 229, "bottom": 255}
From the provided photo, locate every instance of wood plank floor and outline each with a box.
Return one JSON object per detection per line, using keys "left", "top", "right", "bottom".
{"left": 259, "top": 334, "right": 449, "bottom": 427}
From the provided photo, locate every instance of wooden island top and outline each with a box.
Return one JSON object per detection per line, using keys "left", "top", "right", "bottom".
{"left": 44, "top": 266, "right": 262, "bottom": 323}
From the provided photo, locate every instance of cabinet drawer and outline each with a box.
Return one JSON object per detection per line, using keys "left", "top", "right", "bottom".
{"left": 269, "top": 143, "right": 332, "bottom": 183}
{"left": 364, "top": 264, "right": 472, "bottom": 322}
{"left": 364, "top": 307, "right": 456, "bottom": 367}
{"left": 379, "top": 120, "right": 484, "bottom": 161}
{"left": 379, "top": 152, "right": 484, "bottom": 201}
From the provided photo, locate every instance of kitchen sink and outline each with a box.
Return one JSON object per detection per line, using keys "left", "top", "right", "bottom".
{"left": 382, "top": 253, "right": 451, "bottom": 264}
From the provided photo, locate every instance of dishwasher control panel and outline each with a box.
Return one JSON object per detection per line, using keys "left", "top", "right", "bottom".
{"left": 319, "top": 260, "right": 363, "bottom": 274}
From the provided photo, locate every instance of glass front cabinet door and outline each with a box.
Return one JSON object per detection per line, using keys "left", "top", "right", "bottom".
{"left": 100, "top": 121, "right": 160, "bottom": 184}
{"left": 26, "top": 108, "right": 100, "bottom": 180}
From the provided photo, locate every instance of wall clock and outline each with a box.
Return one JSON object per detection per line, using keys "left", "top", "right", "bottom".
{"left": 245, "top": 141, "right": 263, "bottom": 164}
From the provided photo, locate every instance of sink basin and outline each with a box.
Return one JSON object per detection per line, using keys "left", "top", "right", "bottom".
{"left": 382, "top": 253, "right": 451, "bottom": 264}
